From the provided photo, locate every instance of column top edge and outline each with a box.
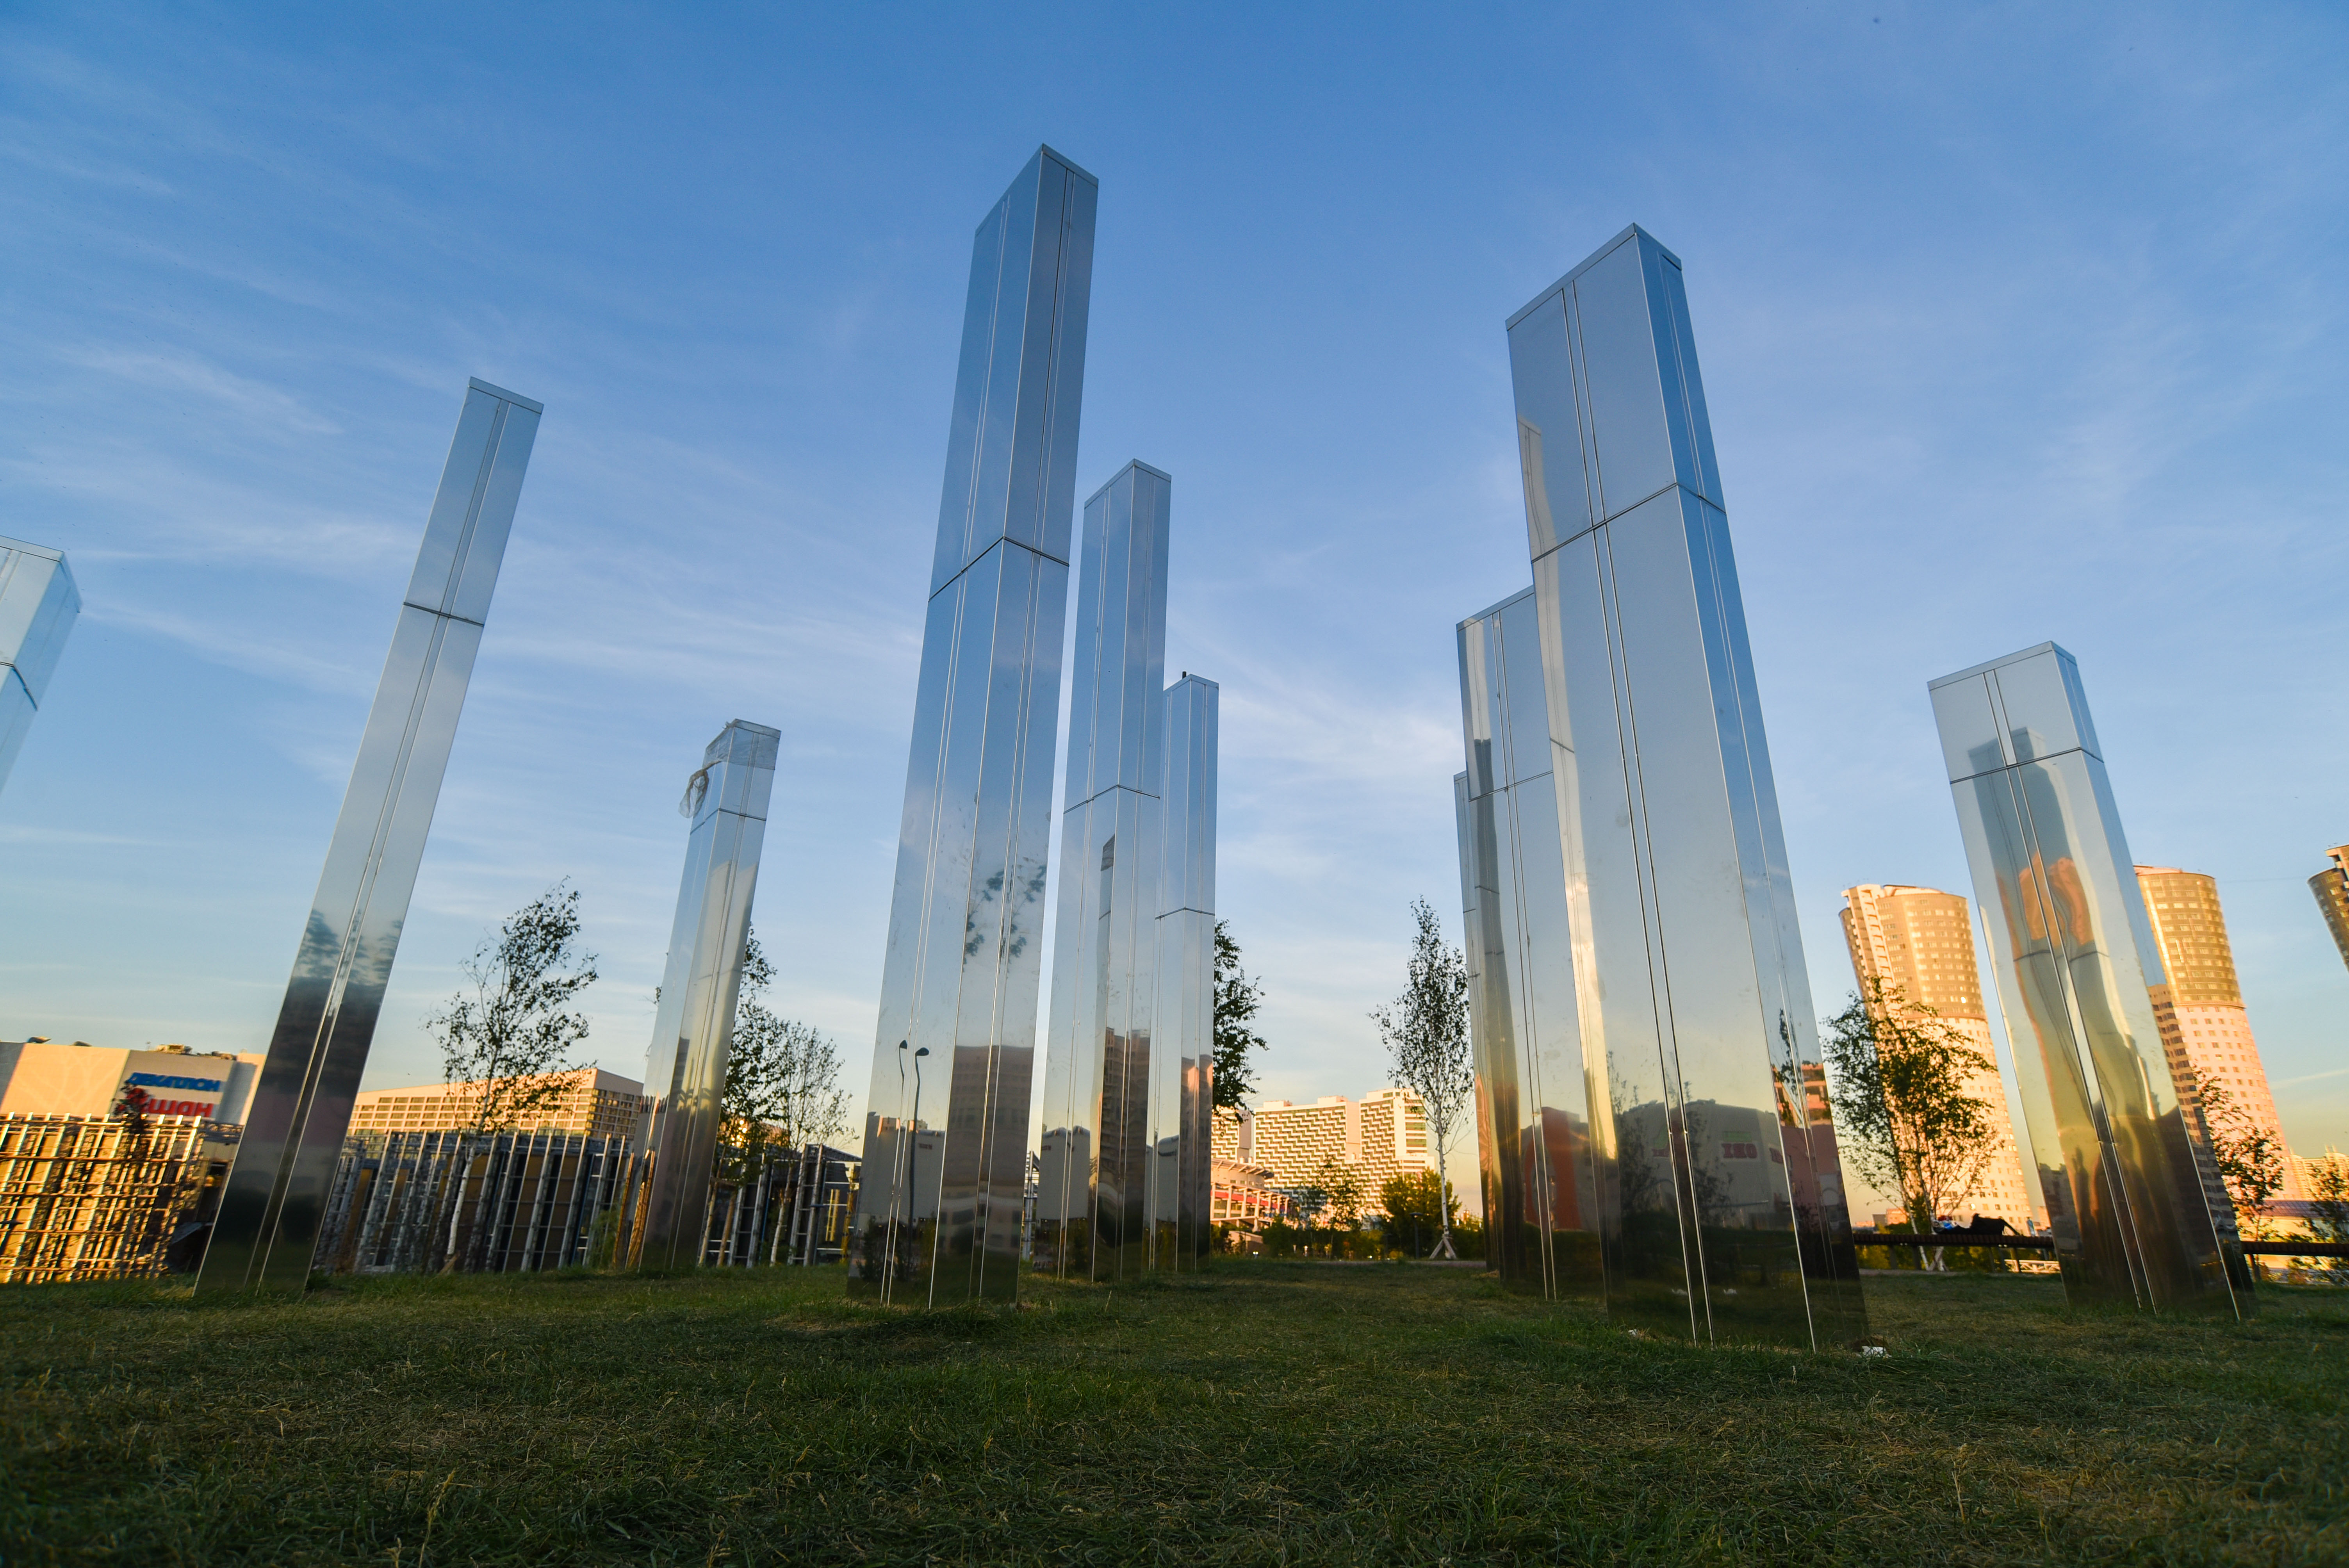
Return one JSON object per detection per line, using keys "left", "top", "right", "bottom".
{"left": 0, "top": 534, "right": 68, "bottom": 564}
{"left": 1459, "top": 584, "right": 1536, "bottom": 631}
{"left": 1037, "top": 143, "right": 1100, "bottom": 187}
{"left": 1506, "top": 223, "right": 1682, "bottom": 331}
{"left": 468, "top": 377, "right": 545, "bottom": 415}
{"left": 1927, "top": 640, "right": 2072, "bottom": 691}
{"left": 1083, "top": 459, "right": 1172, "bottom": 506}
{"left": 1167, "top": 672, "right": 1218, "bottom": 691}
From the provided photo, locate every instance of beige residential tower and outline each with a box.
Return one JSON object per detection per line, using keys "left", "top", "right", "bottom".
{"left": 1839, "top": 884, "right": 2038, "bottom": 1228}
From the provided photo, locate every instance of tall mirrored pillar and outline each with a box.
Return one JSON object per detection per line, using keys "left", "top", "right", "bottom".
{"left": 1150, "top": 672, "right": 1217, "bottom": 1270}
{"left": 1455, "top": 589, "right": 1600, "bottom": 1301}
{"left": 201, "top": 378, "right": 542, "bottom": 1293}
{"left": 1929, "top": 643, "right": 2247, "bottom": 1315}
{"left": 626, "top": 720, "right": 781, "bottom": 1271}
{"left": 1036, "top": 461, "right": 1169, "bottom": 1281}
{"left": 1505, "top": 226, "right": 1862, "bottom": 1349}
{"left": 0, "top": 536, "right": 80, "bottom": 796}
{"left": 849, "top": 146, "right": 1097, "bottom": 1305}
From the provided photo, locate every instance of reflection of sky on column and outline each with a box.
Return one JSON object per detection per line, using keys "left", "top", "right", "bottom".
{"left": 2, "top": 7, "right": 2345, "bottom": 1175}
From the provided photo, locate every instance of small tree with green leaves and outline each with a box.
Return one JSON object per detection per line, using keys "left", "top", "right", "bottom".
{"left": 430, "top": 883, "right": 599, "bottom": 1134}
{"left": 1373, "top": 898, "right": 1474, "bottom": 1259}
{"left": 722, "top": 928, "right": 852, "bottom": 1177}
{"left": 2183, "top": 1068, "right": 2287, "bottom": 1235}
{"left": 2306, "top": 1153, "right": 2348, "bottom": 1283}
{"left": 1213, "top": 919, "right": 1267, "bottom": 1112}
{"left": 1822, "top": 980, "right": 2000, "bottom": 1264}
{"left": 1286, "top": 1172, "right": 1330, "bottom": 1253}
{"left": 426, "top": 884, "right": 597, "bottom": 1270}
{"left": 1379, "top": 1169, "right": 1456, "bottom": 1258}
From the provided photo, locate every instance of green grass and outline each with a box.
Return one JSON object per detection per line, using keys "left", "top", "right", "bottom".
{"left": 4, "top": 1262, "right": 2344, "bottom": 1565}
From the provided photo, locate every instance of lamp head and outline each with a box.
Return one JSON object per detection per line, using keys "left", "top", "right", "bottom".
{"left": 915, "top": 1046, "right": 931, "bottom": 1058}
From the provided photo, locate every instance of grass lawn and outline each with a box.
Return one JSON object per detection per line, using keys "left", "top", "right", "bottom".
{"left": 3, "top": 1261, "right": 2344, "bottom": 1565}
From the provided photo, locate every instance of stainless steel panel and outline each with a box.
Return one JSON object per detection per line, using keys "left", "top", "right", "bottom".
{"left": 0, "top": 536, "right": 80, "bottom": 793}
{"left": 1499, "top": 226, "right": 1863, "bottom": 1349}
{"left": 1153, "top": 675, "right": 1217, "bottom": 1269}
{"left": 1566, "top": 235, "right": 1676, "bottom": 520}
{"left": 625, "top": 720, "right": 781, "bottom": 1270}
{"left": 200, "top": 380, "right": 541, "bottom": 1293}
{"left": 1037, "top": 463, "right": 1169, "bottom": 1281}
{"left": 1455, "top": 594, "right": 1602, "bottom": 1303}
{"left": 852, "top": 148, "right": 1094, "bottom": 1305}
{"left": 1930, "top": 643, "right": 2244, "bottom": 1315}
{"left": 929, "top": 148, "right": 1098, "bottom": 596}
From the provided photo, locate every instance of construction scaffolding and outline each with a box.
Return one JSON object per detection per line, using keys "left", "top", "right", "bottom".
{"left": 0, "top": 1114, "right": 211, "bottom": 1283}
{"left": 315, "top": 1130, "right": 633, "bottom": 1276}
{"left": 315, "top": 1132, "right": 861, "bottom": 1276}
{"left": 702, "top": 1142, "right": 860, "bottom": 1267}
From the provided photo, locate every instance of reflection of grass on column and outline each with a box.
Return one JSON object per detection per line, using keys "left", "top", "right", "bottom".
{"left": 8, "top": 1266, "right": 2346, "bottom": 1563}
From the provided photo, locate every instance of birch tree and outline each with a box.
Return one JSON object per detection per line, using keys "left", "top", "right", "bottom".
{"left": 1372, "top": 898, "right": 1474, "bottom": 1260}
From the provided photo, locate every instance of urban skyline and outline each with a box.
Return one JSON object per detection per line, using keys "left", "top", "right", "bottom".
{"left": 4, "top": 9, "right": 2347, "bottom": 1182}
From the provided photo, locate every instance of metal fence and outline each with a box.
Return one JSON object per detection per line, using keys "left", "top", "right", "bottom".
{"left": 0, "top": 1114, "right": 211, "bottom": 1283}
{"left": 702, "top": 1143, "right": 859, "bottom": 1268}
{"left": 1, "top": 1119, "right": 863, "bottom": 1284}
{"left": 316, "top": 1129, "right": 634, "bottom": 1276}
{"left": 314, "top": 1132, "right": 861, "bottom": 1277}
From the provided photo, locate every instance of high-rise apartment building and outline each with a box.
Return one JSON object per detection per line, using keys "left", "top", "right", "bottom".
{"left": 1244, "top": 1089, "right": 1429, "bottom": 1210}
{"left": 2310, "top": 846, "right": 2349, "bottom": 974}
{"left": 1839, "top": 885, "right": 2037, "bottom": 1228}
{"left": 2135, "top": 866, "right": 2301, "bottom": 1204}
{"left": 345, "top": 1069, "right": 646, "bottom": 1139}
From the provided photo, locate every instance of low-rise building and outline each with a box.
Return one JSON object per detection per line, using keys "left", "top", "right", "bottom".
{"left": 0, "top": 1039, "right": 262, "bottom": 1123}
{"left": 346, "top": 1068, "right": 645, "bottom": 1137}
{"left": 1210, "top": 1157, "right": 1292, "bottom": 1233}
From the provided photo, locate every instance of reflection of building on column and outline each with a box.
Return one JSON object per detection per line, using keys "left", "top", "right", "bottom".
{"left": 2307, "top": 846, "right": 2349, "bottom": 975}
{"left": 1236, "top": 1089, "right": 1429, "bottom": 1216}
{"left": 2135, "top": 866, "right": 2303, "bottom": 1204}
{"left": 1839, "top": 884, "right": 2039, "bottom": 1228}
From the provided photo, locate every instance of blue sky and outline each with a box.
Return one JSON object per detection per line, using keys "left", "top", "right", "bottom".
{"left": 5, "top": 4, "right": 2346, "bottom": 1189}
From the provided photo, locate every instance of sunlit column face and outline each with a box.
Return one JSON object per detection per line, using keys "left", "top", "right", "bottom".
{"left": 1454, "top": 591, "right": 1602, "bottom": 1304}
{"left": 1501, "top": 227, "right": 1863, "bottom": 1351}
{"left": 200, "top": 378, "right": 542, "bottom": 1295}
{"left": 1930, "top": 644, "right": 2247, "bottom": 1317}
{"left": 0, "top": 534, "right": 80, "bottom": 795}
{"left": 1151, "top": 674, "right": 1217, "bottom": 1272}
{"left": 850, "top": 148, "right": 1096, "bottom": 1306}
{"left": 1036, "top": 462, "right": 1169, "bottom": 1281}
{"left": 626, "top": 721, "right": 781, "bottom": 1272}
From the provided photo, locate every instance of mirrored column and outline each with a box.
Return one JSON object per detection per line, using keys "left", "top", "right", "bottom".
{"left": 1035, "top": 461, "right": 1169, "bottom": 1281}
{"left": 1455, "top": 590, "right": 1601, "bottom": 1302}
{"left": 626, "top": 720, "right": 781, "bottom": 1271}
{"left": 1929, "top": 643, "right": 2247, "bottom": 1315}
{"left": 1151, "top": 672, "right": 1217, "bottom": 1270}
{"left": 1505, "top": 227, "right": 1862, "bottom": 1349}
{"left": 201, "top": 378, "right": 542, "bottom": 1294}
{"left": 849, "top": 147, "right": 1097, "bottom": 1305}
{"left": 0, "top": 535, "right": 80, "bottom": 796}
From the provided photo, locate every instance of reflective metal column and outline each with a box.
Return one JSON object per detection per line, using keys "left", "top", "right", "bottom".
{"left": 1152, "top": 673, "right": 1218, "bottom": 1270}
{"left": 1504, "top": 227, "right": 1863, "bottom": 1349}
{"left": 1035, "top": 461, "right": 1169, "bottom": 1282}
{"left": 626, "top": 719, "right": 781, "bottom": 1271}
{"left": 849, "top": 146, "right": 1097, "bottom": 1305}
{"left": 1455, "top": 589, "right": 1600, "bottom": 1302}
{"left": 1929, "top": 643, "right": 2247, "bottom": 1315}
{"left": 201, "top": 378, "right": 542, "bottom": 1293}
{"left": 0, "top": 536, "right": 80, "bottom": 796}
